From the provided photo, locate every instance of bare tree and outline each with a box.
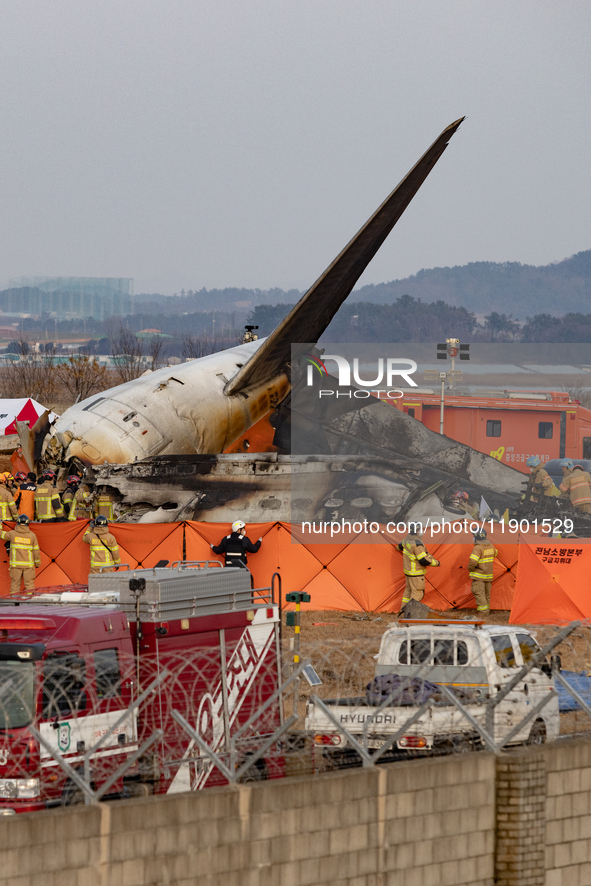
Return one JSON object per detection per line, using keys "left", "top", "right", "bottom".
{"left": 0, "top": 338, "right": 59, "bottom": 404}
{"left": 109, "top": 325, "right": 144, "bottom": 383}
{"left": 181, "top": 334, "right": 204, "bottom": 361}
{"left": 146, "top": 336, "right": 165, "bottom": 372}
{"left": 181, "top": 333, "right": 227, "bottom": 361}
{"left": 53, "top": 355, "right": 110, "bottom": 403}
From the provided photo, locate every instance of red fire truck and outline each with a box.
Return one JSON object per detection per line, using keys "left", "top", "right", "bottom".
{"left": 0, "top": 562, "right": 282, "bottom": 813}
{"left": 386, "top": 389, "right": 591, "bottom": 474}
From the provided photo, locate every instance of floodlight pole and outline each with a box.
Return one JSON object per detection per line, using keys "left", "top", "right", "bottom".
{"left": 446, "top": 338, "right": 459, "bottom": 390}
{"left": 439, "top": 372, "right": 446, "bottom": 435}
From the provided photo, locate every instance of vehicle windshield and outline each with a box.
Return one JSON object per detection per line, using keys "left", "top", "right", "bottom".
{"left": 0, "top": 661, "right": 35, "bottom": 729}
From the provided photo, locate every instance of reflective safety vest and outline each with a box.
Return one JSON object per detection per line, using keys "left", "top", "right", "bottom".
{"left": 402, "top": 540, "right": 429, "bottom": 577}
{"left": 560, "top": 470, "right": 591, "bottom": 506}
{"left": 95, "top": 493, "right": 114, "bottom": 521}
{"left": 34, "top": 483, "right": 64, "bottom": 521}
{"left": 0, "top": 488, "right": 17, "bottom": 521}
{"left": 468, "top": 544, "right": 497, "bottom": 580}
{"left": 63, "top": 488, "right": 92, "bottom": 521}
{"left": 9, "top": 534, "right": 39, "bottom": 569}
{"left": 86, "top": 533, "right": 121, "bottom": 570}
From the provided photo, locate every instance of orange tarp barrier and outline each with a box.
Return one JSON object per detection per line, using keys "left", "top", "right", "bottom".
{"left": 110, "top": 523, "right": 184, "bottom": 570}
{"left": 510, "top": 542, "right": 591, "bottom": 625}
{"left": 0, "top": 518, "right": 535, "bottom": 615}
{"left": 185, "top": 522, "right": 323, "bottom": 603}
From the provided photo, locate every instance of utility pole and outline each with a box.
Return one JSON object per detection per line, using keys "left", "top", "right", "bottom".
{"left": 439, "top": 371, "right": 445, "bottom": 434}
{"left": 285, "top": 591, "right": 311, "bottom": 716}
{"left": 424, "top": 369, "right": 449, "bottom": 434}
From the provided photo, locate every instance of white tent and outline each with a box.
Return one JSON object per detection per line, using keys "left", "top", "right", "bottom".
{"left": 0, "top": 398, "right": 55, "bottom": 435}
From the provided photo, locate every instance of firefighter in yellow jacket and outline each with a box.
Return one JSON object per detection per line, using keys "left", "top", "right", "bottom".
{"left": 397, "top": 524, "right": 440, "bottom": 606}
{"left": 0, "top": 473, "right": 18, "bottom": 521}
{"left": 83, "top": 516, "right": 121, "bottom": 573}
{"left": 0, "top": 514, "right": 41, "bottom": 594}
{"left": 559, "top": 460, "right": 591, "bottom": 514}
{"left": 34, "top": 470, "right": 64, "bottom": 522}
{"left": 61, "top": 475, "right": 93, "bottom": 521}
{"left": 468, "top": 528, "right": 498, "bottom": 615}
{"left": 94, "top": 487, "right": 115, "bottom": 521}
{"left": 525, "top": 456, "right": 559, "bottom": 500}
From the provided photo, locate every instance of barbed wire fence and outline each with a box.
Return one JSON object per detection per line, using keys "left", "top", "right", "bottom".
{"left": 1, "top": 622, "right": 591, "bottom": 808}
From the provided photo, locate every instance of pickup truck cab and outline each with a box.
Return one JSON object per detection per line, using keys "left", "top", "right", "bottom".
{"left": 306, "top": 623, "right": 558, "bottom": 759}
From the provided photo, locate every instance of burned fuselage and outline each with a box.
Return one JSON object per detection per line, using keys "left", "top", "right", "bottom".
{"left": 42, "top": 345, "right": 289, "bottom": 469}
{"left": 90, "top": 447, "right": 522, "bottom": 526}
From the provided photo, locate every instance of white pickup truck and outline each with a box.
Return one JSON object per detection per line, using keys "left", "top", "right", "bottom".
{"left": 305, "top": 623, "right": 561, "bottom": 761}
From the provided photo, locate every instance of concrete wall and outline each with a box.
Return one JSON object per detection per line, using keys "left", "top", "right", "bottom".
{"left": 0, "top": 753, "right": 495, "bottom": 886}
{"left": 546, "top": 741, "right": 591, "bottom": 886}
{"left": 2, "top": 739, "right": 591, "bottom": 886}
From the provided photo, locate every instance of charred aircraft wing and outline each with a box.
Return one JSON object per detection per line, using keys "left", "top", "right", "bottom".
{"left": 225, "top": 117, "right": 464, "bottom": 395}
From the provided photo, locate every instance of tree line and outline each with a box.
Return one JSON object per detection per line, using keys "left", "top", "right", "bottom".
{"left": 4, "top": 291, "right": 591, "bottom": 350}
{"left": 247, "top": 297, "right": 591, "bottom": 343}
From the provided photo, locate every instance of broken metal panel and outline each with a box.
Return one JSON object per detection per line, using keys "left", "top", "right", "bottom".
{"left": 319, "top": 401, "right": 524, "bottom": 496}
{"left": 287, "top": 364, "right": 524, "bottom": 507}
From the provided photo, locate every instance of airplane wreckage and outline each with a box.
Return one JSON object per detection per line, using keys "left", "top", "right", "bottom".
{"left": 16, "top": 117, "right": 573, "bottom": 529}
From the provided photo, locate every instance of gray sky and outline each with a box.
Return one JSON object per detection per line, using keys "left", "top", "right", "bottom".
{"left": 0, "top": 2, "right": 589, "bottom": 295}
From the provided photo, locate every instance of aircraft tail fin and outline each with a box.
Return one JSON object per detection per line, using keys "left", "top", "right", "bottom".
{"left": 225, "top": 117, "right": 464, "bottom": 396}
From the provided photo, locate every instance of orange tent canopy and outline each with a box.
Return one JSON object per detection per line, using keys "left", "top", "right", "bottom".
{"left": 510, "top": 541, "right": 591, "bottom": 624}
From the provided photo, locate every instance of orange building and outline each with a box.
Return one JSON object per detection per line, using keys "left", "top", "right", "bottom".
{"left": 386, "top": 389, "right": 591, "bottom": 474}
{"left": 224, "top": 388, "right": 591, "bottom": 475}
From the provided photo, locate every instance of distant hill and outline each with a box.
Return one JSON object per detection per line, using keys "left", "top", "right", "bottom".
{"left": 135, "top": 249, "right": 591, "bottom": 318}
{"left": 351, "top": 250, "right": 591, "bottom": 318}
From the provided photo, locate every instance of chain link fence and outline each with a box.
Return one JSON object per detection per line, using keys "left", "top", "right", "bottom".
{"left": 1, "top": 620, "right": 591, "bottom": 810}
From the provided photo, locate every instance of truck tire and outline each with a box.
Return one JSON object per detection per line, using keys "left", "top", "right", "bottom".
{"left": 239, "top": 758, "right": 268, "bottom": 783}
{"left": 526, "top": 719, "right": 546, "bottom": 745}
{"left": 451, "top": 737, "right": 473, "bottom": 755}
{"left": 60, "top": 778, "right": 87, "bottom": 806}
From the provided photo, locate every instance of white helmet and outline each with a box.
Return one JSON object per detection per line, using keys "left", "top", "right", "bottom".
{"left": 231, "top": 520, "right": 246, "bottom": 533}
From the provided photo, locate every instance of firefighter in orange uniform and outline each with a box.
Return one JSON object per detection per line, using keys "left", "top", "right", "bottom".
{"left": 0, "top": 473, "right": 18, "bottom": 521}
{"left": 559, "top": 461, "right": 591, "bottom": 514}
{"left": 14, "top": 472, "right": 36, "bottom": 521}
{"left": 468, "top": 528, "right": 498, "bottom": 615}
{"left": 0, "top": 514, "right": 41, "bottom": 594}
{"left": 450, "top": 491, "right": 479, "bottom": 519}
{"left": 83, "top": 516, "right": 121, "bottom": 573}
{"left": 397, "top": 524, "right": 440, "bottom": 607}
